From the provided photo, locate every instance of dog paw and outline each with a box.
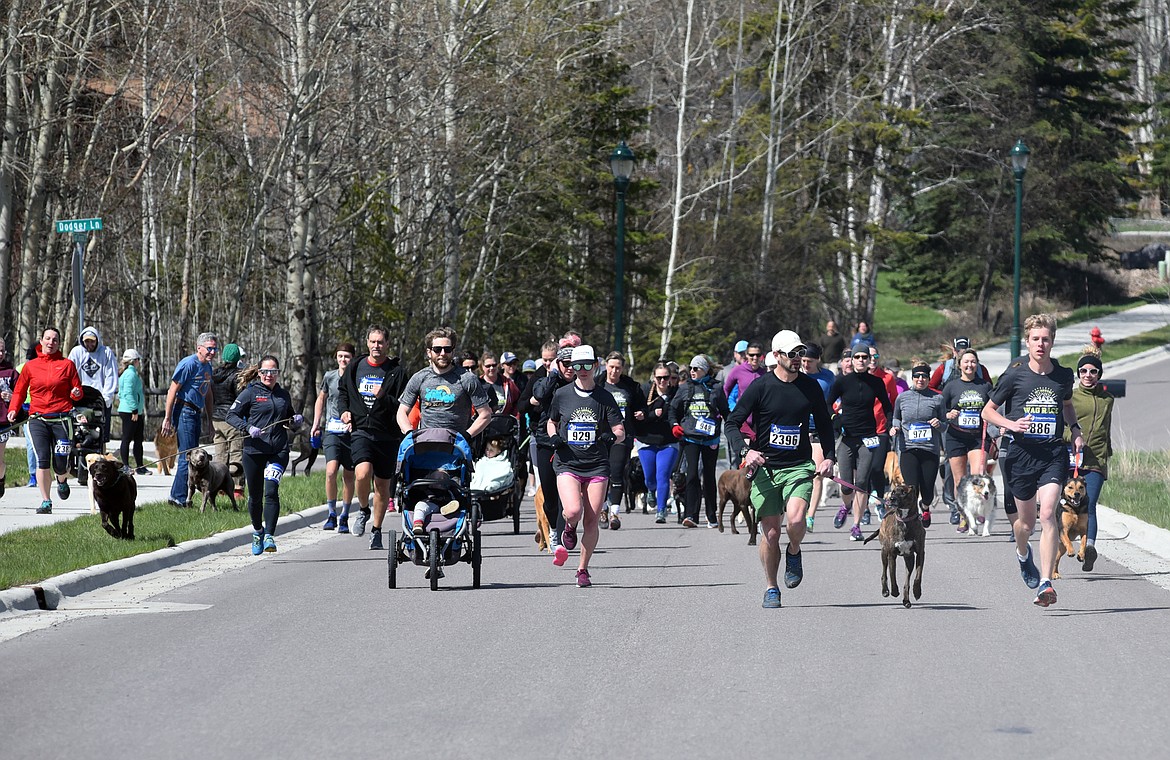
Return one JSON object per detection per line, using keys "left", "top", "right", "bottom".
{"left": 882, "top": 589, "right": 890, "bottom": 597}
{"left": 902, "top": 599, "right": 912, "bottom": 609}
{"left": 1052, "top": 570, "right": 1062, "bottom": 580}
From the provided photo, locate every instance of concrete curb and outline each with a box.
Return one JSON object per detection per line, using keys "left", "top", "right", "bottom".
{"left": 1101, "top": 344, "right": 1170, "bottom": 374}
{"left": 0, "top": 504, "right": 329, "bottom": 616}
{"left": 1097, "top": 504, "right": 1170, "bottom": 559}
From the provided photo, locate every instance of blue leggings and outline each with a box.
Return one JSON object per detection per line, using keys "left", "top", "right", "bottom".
{"left": 637, "top": 443, "right": 679, "bottom": 514}
{"left": 1084, "top": 469, "right": 1105, "bottom": 542}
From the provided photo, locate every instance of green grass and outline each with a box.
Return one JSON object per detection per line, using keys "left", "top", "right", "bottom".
{"left": 873, "top": 271, "right": 949, "bottom": 340}
{"left": 0, "top": 450, "right": 328, "bottom": 590}
{"left": 1104, "top": 451, "right": 1170, "bottom": 531}
{"left": 1055, "top": 324, "right": 1170, "bottom": 366}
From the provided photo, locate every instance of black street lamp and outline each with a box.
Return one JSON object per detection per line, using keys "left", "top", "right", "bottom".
{"left": 609, "top": 141, "right": 635, "bottom": 353}
{"left": 1010, "top": 139, "right": 1030, "bottom": 360}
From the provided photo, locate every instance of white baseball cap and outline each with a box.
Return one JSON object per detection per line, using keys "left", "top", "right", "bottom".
{"left": 570, "top": 345, "right": 596, "bottom": 363}
{"left": 771, "top": 330, "right": 806, "bottom": 354}
{"left": 122, "top": 348, "right": 141, "bottom": 362}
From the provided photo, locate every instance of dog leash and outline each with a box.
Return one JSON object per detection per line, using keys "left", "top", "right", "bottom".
{"left": 825, "top": 475, "right": 883, "bottom": 507}
{"left": 148, "top": 416, "right": 297, "bottom": 469}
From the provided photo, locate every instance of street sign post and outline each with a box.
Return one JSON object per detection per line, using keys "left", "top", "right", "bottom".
{"left": 56, "top": 218, "right": 102, "bottom": 336}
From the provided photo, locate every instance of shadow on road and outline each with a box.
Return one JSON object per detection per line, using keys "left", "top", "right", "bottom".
{"left": 1043, "top": 606, "right": 1170, "bottom": 616}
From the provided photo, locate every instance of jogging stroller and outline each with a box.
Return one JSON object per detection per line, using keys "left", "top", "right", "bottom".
{"left": 71, "top": 386, "right": 107, "bottom": 486}
{"left": 389, "top": 428, "right": 482, "bottom": 590}
{"left": 469, "top": 413, "right": 524, "bottom": 534}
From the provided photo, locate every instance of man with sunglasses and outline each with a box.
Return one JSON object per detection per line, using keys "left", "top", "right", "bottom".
{"left": 339, "top": 325, "right": 409, "bottom": 547}
{"left": 726, "top": 330, "right": 836, "bottom": 608}
{"left": 162, "top": 332, "right": 219, "bottom": 507}
{"left": 398, "top": 328, "right": 491, "bottom": 439}
{"left": 723, "top": 340, "right": 767, "bottom": 469}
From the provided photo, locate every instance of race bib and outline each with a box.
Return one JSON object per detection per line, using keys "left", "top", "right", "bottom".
{"left": 325, "top": 417, "right": 348, "bottom": 434}
{"left": 905, "top": 422, "right": 932, "bottom": 442}
{"left": 357, "top": 375, "right": 383, "bottom": 398}
{"left": 957, "top": 410, "right": 980, "bottom": 430}
{"left": 695, "top": 417, "right": 717, "bottom": 436}
{"left": 566, "top": 422, "right": 597, "bottom": 446}
{"left": 263, "top": 463, "right": 285, "bottom": 482}
{"left": 768, "top": 424, "right": 800, "bottom": 450}
{"left": 862, "top": 436, "right": 880, "bottom": 450}
{"left": 0, "top": 430, "right": 11, "bottom": 444}
{"left": 54, "top": 439, "right": 71, "bottom": 456}
{"left": 1024, "top": 413, "right": 1057, "bottom": 440}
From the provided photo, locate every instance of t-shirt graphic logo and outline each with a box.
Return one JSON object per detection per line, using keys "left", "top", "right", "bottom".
{"left": 423, "top": 385, "right": 457, "bottom": 409}
{"left": 81, "top": 356, "right": 100, "bottom": 377}
{"left": 566, "top": 407, "right": 599, "bottom": 446}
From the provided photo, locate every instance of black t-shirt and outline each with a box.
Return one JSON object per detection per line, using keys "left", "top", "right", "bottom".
{"left": 548, "top": 384, "right": 623, "bottom": 477}
{"left": 941, "top": 378, "right": 993, "bottom": 439}
{"left": 827, "top": 372, "right": 890, "bottom": 439}
{"left": 989, "top": 359, "right": 1074, "bottom": 445}
{"left": 726, "top": 371, "right": 835, "bottom": 467}
{"left": 604, "top": 375, "right": 645, "bottom": 430}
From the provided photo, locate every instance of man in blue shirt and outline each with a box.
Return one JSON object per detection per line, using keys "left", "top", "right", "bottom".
{"left": 162, "top": 332, "right": 218, "bottom": 506}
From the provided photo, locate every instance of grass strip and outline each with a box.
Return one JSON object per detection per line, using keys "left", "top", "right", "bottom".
{"left": 1104, "top": 450, "right": 1170, "bottom": 532}
{"left": 1055, "top": 324, "right": 1170, "bottom": 367}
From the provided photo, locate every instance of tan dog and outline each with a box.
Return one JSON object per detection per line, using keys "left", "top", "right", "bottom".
{"left": 883, "top": 451, "right": 904, "bottom": 487}
{"left": 85, "top": 453, "right": 121, "bottom": 514}
{"left": 1054, "top": 476, "right": 1090, "bottom": 579}
{"left": 863, "top": 483, "right": 925, "bottom": 608}
{"left": 533, "top": 486, "right": 551, "bottom": 553}
{"left": 717, "top": 468, "right": 757, "bottom": 545}
{"left": 153, "top": 428, "right": 178, "bottom": 475}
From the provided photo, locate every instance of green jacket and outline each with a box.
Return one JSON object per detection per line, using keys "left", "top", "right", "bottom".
{"left": 1064, "top": 383, "right": 1114, "bottom": 477}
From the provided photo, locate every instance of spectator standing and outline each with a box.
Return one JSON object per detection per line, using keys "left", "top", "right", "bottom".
{"left": 211, "top": 343, "right": 246, "bottom": 496}
{"left": 68, "top": 326, "right": 118, "bottom": 446}
{"left": 161, "top": 332, "right": 218, "bottom": 507}
{"left": 818, "top": 321, "right": 847, "bottom": 373}
{"left": 0, "top": 339, "right": 18, "bottom": 495}
{"left": 850, "top": 321, "right": 877, "bottom": 353}
{"left": 117, "top": 349, "right": 148, "bottom": 474}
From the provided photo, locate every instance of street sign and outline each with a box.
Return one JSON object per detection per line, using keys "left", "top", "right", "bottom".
{"left": 55, "top": 218, "right": 103, "bottom": 234}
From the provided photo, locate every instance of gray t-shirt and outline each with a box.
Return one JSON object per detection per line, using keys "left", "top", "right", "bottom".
{"left": 400, "top": 366, "right": 490, "bottom": 433}
{"left": 319, "top": 370, "right": 347, "bottom": 434}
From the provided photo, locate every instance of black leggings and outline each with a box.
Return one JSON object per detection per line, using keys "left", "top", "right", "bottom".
{"left": 536, "top": 445, "right": 564, "bottom": 533}
{"left": 242, "top": 450, "right": 289, "bottom": 536}
{"left": 119, "top": 412, "right": 144, "bottom": 468}
{"left": 899, "top": 448, "right": 938, "bottom": 506}
{"left": 607, "top": 440, "right": 632, "bottom": 508}
{"left": 28, "top": 416, "right": 71, "bottom": 474}
{"left": 682, "top": 442, "right": 718, "bottom": 524}
{"left": 868, "top": 432, "right": 891, "bottom": 500}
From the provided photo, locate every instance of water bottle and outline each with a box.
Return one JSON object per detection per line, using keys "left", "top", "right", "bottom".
{"left": 310, "top": 433, "right": 322, "bottom": 449}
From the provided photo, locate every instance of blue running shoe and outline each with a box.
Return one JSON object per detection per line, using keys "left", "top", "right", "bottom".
{"left": 263, "top": 534, "right": 277, "bottom": 553}
{"left": 861, "top": 508, "right": 871, "bottom": 525}
{"left": 762, "top": 588, "right": 781, "bottom": 608}
{"left": 338, "top": 514, "right": 350, "bottom": 534}
{"left": 323, "top": 513, "right": 337, "bottom": 531}
{"left": 784, "top": 549, "right": 803, "bottom": 589}
{"left": 36, "top": 500, "right": 52, "bottom": 515}
{"left": 251, "top": 532, "right": 263, "bottom": 556}
{"left": 1033, "top": 580, "right": 1056, "bottom": 607}
{"left": 57, "top": 480, "right": 70, "bottom": 500}
{"left": 1018, "top": 545, "right": 1040, "bottom": 589}
{"left": 28, "top": 474, "right": 37, "bottom": 488}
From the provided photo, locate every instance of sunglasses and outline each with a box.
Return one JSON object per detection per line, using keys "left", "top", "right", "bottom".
{"left": 571, "top": 361, "right": 595, "bottom": 371}
{"left": 1078, "top": 367, "right": 1100, "bottom": 377}
{"left": 912, "top": 372, "right": 930, "bottom": 379}
{"left": 654, "top": 375, "right": 670, "bottom": 381}
{"left": 746, "top": 352, "right": 762, "bottom": 358}
{"left": 482, "top": 363, "right": 497, "bottom": 369}
{"left": 853, "top": 354, "right": 870, "bottom": 360}
{"left": 781, "top": 348, "right": 807, "bottom": 359}
{"left": 258, "top": 368, "right": 280, "bottom": 376}
{"left": 201, "top": 345, "right": 218, "bottom": 354}
{"left": 429, "top": 345, "right": 454, "bottom": 354}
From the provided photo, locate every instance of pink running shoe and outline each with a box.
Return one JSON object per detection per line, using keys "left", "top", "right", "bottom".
{"left": 553, "top": 545, "right": 569, "bottom": 566}
{"left": 562, "top": 522, "right": 578, "bottom": 551}
{"left": 576, "top": 569, "right": 591, "bottom": 588}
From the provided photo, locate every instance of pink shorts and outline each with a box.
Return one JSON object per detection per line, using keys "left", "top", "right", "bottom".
{"left": 558, "top": 472, "right": 608, "bottom": 486}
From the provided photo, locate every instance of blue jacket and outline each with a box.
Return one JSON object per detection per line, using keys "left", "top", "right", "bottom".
{"left": 226, "top": 380, "right": 298, "bottom": 455}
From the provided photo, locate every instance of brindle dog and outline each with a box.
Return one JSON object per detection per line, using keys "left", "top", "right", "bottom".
{"left": 186, "top": 448, "right": 243, "bottom": 513}
{"left": 863, "top": 483, "right": 925, "bottom": 608}
{"left": 717, "top": 468, "right": 757, "bottom": 545}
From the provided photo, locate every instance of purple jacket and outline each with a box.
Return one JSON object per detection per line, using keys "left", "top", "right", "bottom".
{"left": 724, "top": 362, "right": 767, "bottom": 439}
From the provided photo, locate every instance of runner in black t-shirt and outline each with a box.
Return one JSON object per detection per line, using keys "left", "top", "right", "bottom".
{"left": 546, "top": 345, "right": 625, "bottom": 587}
{"left": 599, "top": 351, "right": 646, "bottom": 529}
{"left": 940, "top": 349, "right": 994, "bottom": 532}
{"left": 982, "top": 313, "right": 1083, "bottom": 608}
{"left": 826, "top": 348, "right": 891, "bottom": 541}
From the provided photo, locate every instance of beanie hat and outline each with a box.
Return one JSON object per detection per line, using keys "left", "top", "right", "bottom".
{"left": 689, "top": 355, "right": 709, "bottom": 372}
{"left": 1076, "top": 354, "right": 1103, "bottom": 374}
{"left": 222, "top": 344, "right": 241, "bottom": 364}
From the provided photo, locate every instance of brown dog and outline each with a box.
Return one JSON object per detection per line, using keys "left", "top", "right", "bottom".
{"left": 1054, "top": 475, "right": 1089, "bottom": 578}
{"left": 863, "top": 483, "right": 925, "bottom": 608}
{"left": 533, "top": 486, "right": 551, "bottom": 553}
{"left": 717, "top": 468, "right": 757, "bottom": 545}
{"left": 186, "top": 448, "right": 243, "bottom": 512}
{"left": 883, "top": 451, "right": 904, "bottom": 487}
{"left": 89, "top": 456, "right": 137, "bottom": 540}
{"left": 154, "top": 428, "right": 178, "bottom": 475}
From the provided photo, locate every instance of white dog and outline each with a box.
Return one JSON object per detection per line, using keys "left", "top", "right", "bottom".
{"left": 956, "top": 473, "right": 997, "bottom": 537}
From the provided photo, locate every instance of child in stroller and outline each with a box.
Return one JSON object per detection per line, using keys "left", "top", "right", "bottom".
{"left": 408, "top": 468, "right": 463, "bottom": 535}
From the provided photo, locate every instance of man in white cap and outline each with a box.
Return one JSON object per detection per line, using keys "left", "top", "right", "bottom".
{"left": 726, "top": 330, "right": 836, "bottom": 608}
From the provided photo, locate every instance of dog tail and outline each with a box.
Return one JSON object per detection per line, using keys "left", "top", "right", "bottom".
{"left": 229, "top": 462, "right": 244, "bottom": 477}
{"left": 861, "top": 529, "right": 881, "bottom": 545}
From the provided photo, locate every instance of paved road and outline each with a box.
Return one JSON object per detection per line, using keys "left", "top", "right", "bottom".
{"left": 2, "top": 501, "right": 1169, "bottom": 759}
{"left": 1109, "top": 350, "right": 1170, "bottom": 451}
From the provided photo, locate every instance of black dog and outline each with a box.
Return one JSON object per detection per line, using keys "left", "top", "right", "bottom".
{"left": 624, "top": 454, "right": 648, "bottom": 514}
{"left": 288, "top": 428, "right": 320, "bottom": 476}
{"left": 186, "top": 448, "right": 242, "bottom": 512}
{"left": 90, "top": 458, "right": 137, "bottom": 540}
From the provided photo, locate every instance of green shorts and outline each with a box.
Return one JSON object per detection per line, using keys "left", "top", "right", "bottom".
{"left": 750, "top": 461, "right": 815, "bottom": 519}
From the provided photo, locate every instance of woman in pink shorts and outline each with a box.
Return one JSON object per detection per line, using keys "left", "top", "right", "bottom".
{"left": 546, "top": 345, "right": 625, "bottom": 586}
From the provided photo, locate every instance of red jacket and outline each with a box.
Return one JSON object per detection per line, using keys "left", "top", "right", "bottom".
{"left": 8, "top": 345, "right": 83, "bottom": 417}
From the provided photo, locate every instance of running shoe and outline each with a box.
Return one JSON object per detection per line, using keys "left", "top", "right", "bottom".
{"left": 562, "top": 522, "right": 578, "bottom": 551}
{"left": 949, "top": 508, "right": 961, "bottom": 525}
{"left": 413, "top": 519, "right": 426, "bottom": 536}
{"left": 599, "top": 509, "right": 610, "bottom": 528}
{"left": 57, "top": 480, "right": 70, "bottom": 499}
{"left": 861, "top": 508, "right": 871, "bottom": 525}
{"left": 1033, "top": 580, "right": 1057, "bottom": 607}
{"left": 957, "top": 514, "right": 969, "bottom": 534}
{"left": 28, "top": 474, "right": 37, "bottom": 488}
{"left": 850, "top": 524, "right": 863, "bottom": 541}
{"left": 553, "top": 545, "right": 569, "bottom": 566}
{"left": 762, "top": 588, "right": 781, "bottom": 608}
{"left": 706, "top": 521, "right": 720, "bottom": 529}
{"left": 262, "top": 534, "right": 277, "bottom": 553}
{"left": 337, "top": 514, "right": 350, "bottom": 534}
{"left": 610, "top": 510, "right": 621, "bottom": 531}
{"left": 576, "top": 569, "right": 591, "bottom": 588}
{"left": 439, "top": 499, "right": 461, "bottom": 516}
{"left": 833, "top": 506, "right": 848, "bottom": 529}
{"left": 682, "top": 517, "right": 698, "bottom": 528}
{"left": 352, "top": 509, "right": 368, "bottom": 537}
{"left": 369, "top": 529, "right": 383, "bottom": 551}
{"left": 805, "top": 515, "right": 814, "bottom": 532}
{"left": 921, "top": 509, "right": 932, "bottom": 528}
{"left": 251, "top": 532, "right": 263, "bottom": 556}
{"left": 323, "top": 513, "right": 337, "bottom": 531}
{"left": 784, "top": 549, "right": 803, "bottom": 589}
{"left": 1017, "top": 544, "right": 1040, "bottom": 589}
{"left": 135, "top": 466, "right": 149, "bottom": 476}
{"left": 36, "top": 501, "right": 52, "bottom": 515}
{"left": 1082, "top": 544, "right": 1098, "bottom": 572}
{"left": 655, "top": 511, "right": 667, "bottom": 524}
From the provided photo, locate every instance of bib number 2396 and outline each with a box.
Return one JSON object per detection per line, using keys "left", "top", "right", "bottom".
{"left": 768, "top": 424, "right": 800, "bottom": 450}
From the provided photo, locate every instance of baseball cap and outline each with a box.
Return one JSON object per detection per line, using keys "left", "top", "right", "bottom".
{"left": 522, "top": 359, "right": 537, "bottom": 372}
{"left": 122, "top": 348, "right": 141, "bottom": 362}
{"left": 501, "top": 351, "right": 517, "bottom": 364}
{"left": 570, "top": 345, "right": 596, "bottom": 363}
{"left": 771, "top": 330, "right": 806, "bottom": 354}
{"left": 954, "top": 336, "right": 970, "bottom": 351}
{"left": 734, "top": 340, "right": 749, "bottom": 354}
{"left": 690, "top": 354, "right": 710, "bottom": 372}
{"left": 765, "top": 351, "right": 778, "bottom": 368}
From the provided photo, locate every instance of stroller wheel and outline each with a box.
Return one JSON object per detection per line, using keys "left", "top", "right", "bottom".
{"left": 387, "top": 529, "right": 397, "bottom": 589}
{"left": 429, "top": 529, "right": 441, "bottom": 591}
{"left": 472, "top": 529, "right": 482, "bottom": 589}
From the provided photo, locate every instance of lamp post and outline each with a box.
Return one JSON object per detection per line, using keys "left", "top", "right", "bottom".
{"left": 609, "top": 141, "right": 635, "bottom": 353}
{"left": 1010, "top": 138, "right": 1030, "bottom": 360}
